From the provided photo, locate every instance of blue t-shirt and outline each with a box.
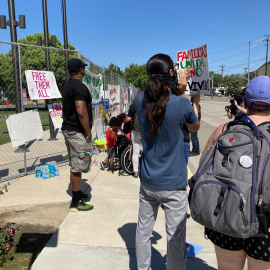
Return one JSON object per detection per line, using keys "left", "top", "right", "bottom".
{"left": 135, "top": 92, "right": 198, "bottom": 190}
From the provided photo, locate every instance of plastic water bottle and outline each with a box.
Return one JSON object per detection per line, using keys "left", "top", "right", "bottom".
{"left": 54, "top": 164, "right": 59, "bottom": 176}
{"left": 41, "top": 166, "right": 49, "bottom": 179}
{"left": 35, "top": 166, "right": 42, "bottom": 178}
{"left": 94, "top": 145, "right": 99, "bottom": 155}
{"left": 46, "top": 164, "right": 55, "bottom": 177}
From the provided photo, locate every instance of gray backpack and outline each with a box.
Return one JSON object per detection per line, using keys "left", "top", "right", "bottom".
{"left": 189, "top": 116, "right": 270, "bottom": 238}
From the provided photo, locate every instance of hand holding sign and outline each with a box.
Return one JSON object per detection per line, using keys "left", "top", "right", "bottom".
{"left": 177, "top": 44, "right": 209, "bottom": 95}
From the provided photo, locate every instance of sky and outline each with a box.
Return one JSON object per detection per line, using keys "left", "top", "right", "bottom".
{"left": 0, "top": 0, "right": 270, "bottom": 76}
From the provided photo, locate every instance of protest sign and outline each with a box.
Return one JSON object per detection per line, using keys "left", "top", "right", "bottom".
{"left": 177, "top": 44, "right": 209, "bottom": 95}
{"left": 48, "top": 104, "right": 63, "bottom": 129}
{"left": 25, "top": 70, "right": 62, "bottom": 99}
{"left": 5, "top": 110, "right": 43, "bottom": 148}
{"left": 94, "top": 119, "right": 105, "bottom": 140}
{"left": 83, "top": 69, "right": 103, "bottom": 105}
{"left": 108, "top": 85, "right": 120, "bottom": 117}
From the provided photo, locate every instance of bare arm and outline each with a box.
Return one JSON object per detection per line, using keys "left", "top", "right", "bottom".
{"left": 185, "top": 91, "right": 200, "bottom": 132}
{"left": 186, "top": 120, "right": 200, "bottom": 132}
{"left": 125, "top": 116, "right": 132, "bottom": 122}
{"left": 200, "top": 124, "right": 225, "bottom": 162}
{"left": 109, "top": 127, "right": 115, "bottom": 140}
{"left": 237, "top": 106, "right": 247, "bottom": 114}
{"left": 75, "top": 100, "right": 92, "bottom": 141}
{"left": 225, "top": 106, "right": 233, "bottom": 119}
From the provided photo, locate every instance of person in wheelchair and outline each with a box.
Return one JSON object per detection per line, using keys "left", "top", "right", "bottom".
{"left": 100, "top": 117, "right": 121, "bottom": 170}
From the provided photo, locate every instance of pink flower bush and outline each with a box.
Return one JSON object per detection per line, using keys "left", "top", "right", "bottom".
{"left": 0, "top": 222, "right": 15, "bottom": 266}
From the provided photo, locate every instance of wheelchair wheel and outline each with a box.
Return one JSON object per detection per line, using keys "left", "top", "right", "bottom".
{"left": 107, "top": 146, "right": 121, "bottom": 173}
{"left": 121, "top": 146, "right": 134, "bottom": 175}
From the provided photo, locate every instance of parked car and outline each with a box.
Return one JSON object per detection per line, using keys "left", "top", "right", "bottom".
{"left": 213, "top": 91, "right": 222, "bottom": 97}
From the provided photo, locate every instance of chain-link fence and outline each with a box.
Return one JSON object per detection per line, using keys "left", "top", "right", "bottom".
{"left": 0, "top": 40, "right": 138, "bottom": 182}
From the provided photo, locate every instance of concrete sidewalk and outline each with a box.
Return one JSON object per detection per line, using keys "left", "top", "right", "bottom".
{"left": 0, "top": 153, "right": 218, "bottom": 270}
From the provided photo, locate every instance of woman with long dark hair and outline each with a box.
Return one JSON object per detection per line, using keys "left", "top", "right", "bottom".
{"left": 135, "top": 54, "right": 200, "bottom": 270}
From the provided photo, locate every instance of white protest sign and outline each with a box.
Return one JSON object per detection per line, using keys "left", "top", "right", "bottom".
{"left": 108, "top": 84, "right": 120, "bottom": 117}
{"left": 48, "top": 104, "right": 63, "bottom": 129}
{"left": 177, "top": 44, "right": 209, "bottom": 95}
{"left": 94, "top": 119, "right": 105, "bottom": 140}
{"left": 25, "top": 70, "right": 62, "bottom": 100}
{"left": 5, "top": 110, "right": 43, "bottom": 148}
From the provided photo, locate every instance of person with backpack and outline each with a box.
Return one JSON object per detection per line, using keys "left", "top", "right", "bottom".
{"left": 135, "top": 54, "right": 200, "bottom": 270}
{"left": 190, "top": 76, "right": 270, "bottom": 270}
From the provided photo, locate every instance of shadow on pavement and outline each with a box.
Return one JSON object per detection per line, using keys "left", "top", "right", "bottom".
{"left": 118, "top": 222, "right": 166, "bottom": 270}
{"left": 66, "top": 179, "right": 92, "bottom": 202}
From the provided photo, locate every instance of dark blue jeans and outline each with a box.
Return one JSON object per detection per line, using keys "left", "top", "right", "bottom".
{"left": 183, "top": 142, "right": 190, "bottom": 165}
{"left": 191, "top": 132, "right": 200, "bottom": 153}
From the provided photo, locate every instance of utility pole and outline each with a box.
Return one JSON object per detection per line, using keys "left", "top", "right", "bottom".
{"left": 265, "top": 35, "right": 269, "bottom": 76}
{"left": 62, "top": 0, "right": 69, "bottom": 80}
{"left": 221, "top": 65, "right": 225, "bottom": 93}
{"left": 0, "top": 0, "right": 26, "bottom": 113}
{"left": 42, "top": 0, "right": 55, "bottom": 140}
{"left": 244, "top": 67, "right": 248, "bottom": 78}
{"left": 248, "top": 41, "right": 251, "bottom": 83}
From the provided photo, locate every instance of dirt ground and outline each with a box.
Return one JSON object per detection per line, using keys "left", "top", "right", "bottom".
{"left": 0, "top": 203, "right": 70, "bottom": 269}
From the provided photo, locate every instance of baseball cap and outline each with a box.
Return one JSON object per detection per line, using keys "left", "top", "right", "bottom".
{"left": 68, "top": 58, "right": 87, "bottom": 70}
{"left": 245, "top": 76, "right": 270, "bottom": 109}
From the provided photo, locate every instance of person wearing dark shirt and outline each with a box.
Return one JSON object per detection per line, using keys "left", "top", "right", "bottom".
{"left": 225, "top": 94, "right": 247, "bottom": 121}
{"left": 189, "top": 97, "right": 201, "bottom": 156}
{"left": 62, "top": 58, "right": 93, "bottom": 212}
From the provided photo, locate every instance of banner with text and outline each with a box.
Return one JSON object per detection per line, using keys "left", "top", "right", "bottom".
{"left": 177, "top": 44, "right": 209, "bottom": 95}
{"left": 108, "top": 84, "right": 120, "bottom": 117}
{"left": 83, "top": 69, "right": 103, "bottom": 105}
{"left": 25, "top": 70, "right": 62, "bottom": 100}
{"left": 48, "top": 104, "right": 63, "bottom": 129}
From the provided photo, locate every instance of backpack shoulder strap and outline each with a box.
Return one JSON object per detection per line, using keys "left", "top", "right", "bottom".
{"left": 226, "top": 116, "right": 261, "bottom": 139}
{"left": 258, "top": 122, "right": 270, "bottom": 140}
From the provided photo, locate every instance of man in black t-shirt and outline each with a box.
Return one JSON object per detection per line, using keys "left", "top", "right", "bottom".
{"left": 62, "top": 58, "right": 93, "bottom": 212}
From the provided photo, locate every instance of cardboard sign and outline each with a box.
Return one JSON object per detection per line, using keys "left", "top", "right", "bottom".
{"left": 94, "top": 119, "right": 105, "bottom": 140}
{"left": 25, "top": 70, "right": 62, "bottom": 100}
{"left": 177, "top": 44, "right": 209, "bottom": 95}
{"left": 5, "top": 110, "right": 43, "bottom": 148}
{"left": 48, "top": 104, "right": 63, "bottom": 129}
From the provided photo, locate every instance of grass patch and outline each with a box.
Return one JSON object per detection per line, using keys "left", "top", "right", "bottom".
{"left": 0, "top": 110, "right": 50, "bottom": 146}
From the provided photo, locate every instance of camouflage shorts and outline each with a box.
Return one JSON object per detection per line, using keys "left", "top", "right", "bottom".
{"left": 63, "top": 130, "right": 93, "bottom": 173}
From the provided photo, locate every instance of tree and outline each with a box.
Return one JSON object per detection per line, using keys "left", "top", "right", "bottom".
{"left": 0, "top": 33, "right": 76, "bottom": 99}
{"left": 124, "top": 64, "right": 148, "bottom": 90}
{"left": 107, "top": 63, "right": 124, "bottom": 77}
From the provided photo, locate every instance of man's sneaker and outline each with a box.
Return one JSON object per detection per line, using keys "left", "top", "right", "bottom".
{"left": 100, "top": 162, "right": 105, "bottom": 170}
{"left": 80, "top": 190, "right": 88, "bottom": 201}
{"left": 189, "top": 151, "right": 200, "bottom": 156}
{"left": 69, "top": 201, "right": 93, "bottom": 212}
